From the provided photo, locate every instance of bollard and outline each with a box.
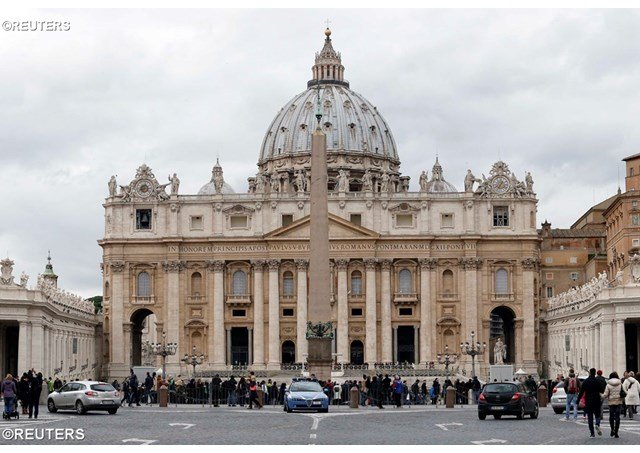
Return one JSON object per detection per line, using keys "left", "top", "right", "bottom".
{"left": 537, "top": 385, "right": 548, "bottom": 407}
{"left": 158, "top": 385, "right": 168, "bottom": 408}
{"left": 349, "top": 385, "right": 359, "bottom": 409}
{"left": 445, "top": 387, "right": 455, "bottom": 408}
{"left": 257, "top": 388, "right": 264, "bottom": 407}
{"left": 468, "top": 389, "right": 475, "bottom": 405}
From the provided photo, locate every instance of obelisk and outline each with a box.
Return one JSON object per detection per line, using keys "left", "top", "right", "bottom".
{"left": 306, "top": 86, "right": 333, "bottom": 382}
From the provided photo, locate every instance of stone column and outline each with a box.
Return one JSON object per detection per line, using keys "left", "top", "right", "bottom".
{"left": 600, "top": 320, "right": 613, "bottom": 373}
{"left": 616, "top": 319, "right": 626, "bottom": 375}
{"left": 226, "top": 327, "right": 232, "bottom": 365}
{"left": 460, "top": 257, "right": 481, "bottom": 340}
{"left": 336, "top": 259, "right": 349, "bottom": 363}
{"left": 267, "top": 260, "right": 281, "bottom": 369}
{"left": 419, "top": 258, "right": 437, "bottom": 365}
{"left": 514, "top": 319, "right": 524, "bottom": 367}
{"left": 295, "top": 259, "right": 309, "bottom": 362}
{"left": 380, "top": 259, "right": 393, "bottom": 363}
{"left": 123, "top": 323, "right": 133, "bottom": 370}
{"left": 163, "top": 260, "right": 184, "bottom": 368}
{"left": 210, "top": 260, "right": 226, "bottom": 367}
{"left": 364, "top": 259, "right": 378, "bottom": 364}
{"left": 521, "top": 258, "right": 538, "bottom": 369}
{"left": 251, "top": 260, "right": 266, "bottom": 368}
{"left": 17, "top": 321, "right": 29, "bottom": 374}
{"left": 109, "top": 261, "right": 126, "bottom": 368}
{"left": 595, "top": 324, "right": 601, "bottom": 370}
{"left": 31, "top": 321, "right": 44, "bottom": 373}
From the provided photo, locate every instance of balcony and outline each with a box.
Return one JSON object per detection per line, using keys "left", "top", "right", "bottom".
{"left": 393, "top": 292, "right": 418, "bottom": 306}
{"left": 132, "top": 295, "right": 155, "bottom": 305}
{"left": 492, "top": 292, "right": 514, "bottom": 301}
{"left": 188, "top": 295, "right": 206, "bottom": 304}
{"left": 225, "top": 294, "right": 252, "bottom": 307}
{"left": 281, "top": 294, "right": 297, "bottom": 303}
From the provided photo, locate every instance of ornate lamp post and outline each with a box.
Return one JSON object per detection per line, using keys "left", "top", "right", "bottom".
{"left": 460, "top": 331, "right": 486, "bottom": 378}
{"left": 182, "top": 345, "right": 206, "bottom": 377}
{"left": 150, "top": 331, "right": 178, "bottom": 380}
{"left": 437, "top": 345, "right": 458, "bottom": 380}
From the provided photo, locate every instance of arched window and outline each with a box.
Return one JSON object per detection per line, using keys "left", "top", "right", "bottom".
{"left": 399, "top": 269, "right": 412, "bottom": 294}
{"left": 495, "top": 268, "right": 509, "bottom": 295}
{"left": 443, "top": 329, "right": 454, "bottom": 351}
{"left": 191, "top": 272, "right": 202, "bottom": 296}
{"left": 442, "top": 270, "right": 454, "bottom": 295}
{"left": 137, "top": 272, "right": 151, "bottom": 297}
{"left": 282, "top": 340, "right": 296, "bottom": 364}
{"left": 351, "top": 270, "right": 362, "bottom": 296}
{"left": 283, "top": 271, "right": 294, "bottom": 296}
{"left": 232, "top": 270, "right": 247, "bottom": 295}
{"left": 104, "top": 281, "right": 110, "bottom": 299}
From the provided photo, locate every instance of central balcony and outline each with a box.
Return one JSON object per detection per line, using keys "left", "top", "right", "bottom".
{"left": 225, "top": 294, "right": 252, "bottom": 307}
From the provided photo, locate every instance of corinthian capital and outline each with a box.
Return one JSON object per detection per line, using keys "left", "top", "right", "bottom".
{"left": 458, "top": 257, "right": 483, "bottom": 270}
{"left": 418, "top": 258, "right": 437, "bottom": 270}
{"left": 110, "top": 261, "right": 125, "bottom": 273}
{"left": 294, "top": 259, "right": 309, "bottom": 271}
{"left": 521, "top": 257, "right": 539, "bottom": 270}
{"left": 251, "top": 260, "right": 267, "bottom": 271}
{"left": 162, "top": 260, "right": 186, "bottom": 273}
{"left": 207, "top": 260, "right": 225, "bottom": 272}
{"left": 268, "top": 259, "right": 280, "bottom": 271}
{"left": 364, "top": 258, "right": 377, "bottom": 271}
{"left": 335, "top": 259, "right": 349, "bottom": 271}
{"left": 379, "top": 259, "right": 392, "bottom": 271}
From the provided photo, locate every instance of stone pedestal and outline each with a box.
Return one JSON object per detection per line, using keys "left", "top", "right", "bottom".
{"left": 307, "top": 337, "right": 332, "bottom": 382}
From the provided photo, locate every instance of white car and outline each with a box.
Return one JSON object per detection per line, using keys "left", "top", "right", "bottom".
{"left": 550, "top": 379, "right": 609, "bottom": 415}
{"left": 48, "top": 381, "right": 119, "bottom": 415}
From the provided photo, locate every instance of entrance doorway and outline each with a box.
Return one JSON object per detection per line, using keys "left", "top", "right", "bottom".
{"left": 230, "top": 327, "right": 249, "bottom": 365}
{"left": 282, "top": 340, "right": 296, "bottom": 364}
{"left": 396, "top": 326, "right": 415, "bottom": 363}
{"left": 489, "top": 306, "right": 515, "bottom": 364}
{"left": 626, "top": 323, "right": 639, "bottom": 372}
{"left": 2, "top": 324, "right": 18, "bottom": 377}
{"left": 130, "top": 309, "right": 155, "bottom": 366}
{"left": 350, "top": 340, "right": 364, "bottom": 365}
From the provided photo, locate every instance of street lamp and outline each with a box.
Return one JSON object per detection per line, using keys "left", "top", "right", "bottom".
{"left": 437, "top": 345, "right": 458, "bottom": 380}
{"left": 460, "top": 331, "right": 486, "bottom": 378}
{"left": 150, "top": 331, "right": 178, "bottom": 379}
{"left": 182, "top": 345, "right": 206, "bottom": 377}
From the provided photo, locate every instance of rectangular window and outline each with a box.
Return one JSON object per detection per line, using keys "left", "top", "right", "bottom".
{"left": 631, "top": 168, "right": 636, "bottom": 177}
{"left": 232, "top": 309, "right": 246, "bottom": 317}
{"left": 441, "top": 213, "right": 453, "bottom": 228}
{"left": 545, "top": 272, "right": 554, "bottom": 280}
{"left": 545, "top": 257, "right": 553, "bottom": 264}
{"left": 135, "top": 209, "right": 152, "bottom": 230}
{"left": 350, "top": 214, "right": 362, "bottom": 226}
{"left": 569, "top": 256, "right": 577, "bottom": 264}
{"left": 633, "top": 200, "right": 638, "bottom": 210}
{"left": 351, "top": 308, "right": 363, "bottom": 317}
{"left": 282, "top": 214, "right": 293, "bottom": 227}
{"left": 493, "top": 206, "right": 509, "bottom": 227}
{"left": 633, "top": 239, "right": 640, "bottom": 247}
{"left": 633, "top": 214, "right": 640, "bottom": 226}
{"left": 399, "top": 307, "right": 413, "bottom": 316}
{"left": 570, "top": 272, "right": 579, "bottom": 281}
{"left": 282, "top": 308, "right": 294, "bottom": 317}
{"left": 190, "top": 215, "right": 203, "bottom": 230}
{"left": 546, "top": 286, "right": 553, "bottom": 298}
{"left": 396, "top": 214, "right": 413, "bottom": 227}
{"left": 72, "top": 338, "right": 78, "bottom": 354}
{"left": 565, "top": 335, "right": 570, "bottom": 352}
{"left": 230, "top": 215, "right": 248, "bottom": 228}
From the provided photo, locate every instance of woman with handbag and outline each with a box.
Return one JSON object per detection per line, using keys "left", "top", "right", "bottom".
{"left": 622, "top": 371, "right": 640, "bottom": 419}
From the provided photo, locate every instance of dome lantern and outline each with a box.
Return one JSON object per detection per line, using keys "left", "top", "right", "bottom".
{"left": 308, "top": 28, "right": 348, "bottom": 89}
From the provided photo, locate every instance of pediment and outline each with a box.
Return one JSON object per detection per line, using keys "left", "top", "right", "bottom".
{"left": 266, "top": 214, "right": 379, "bottom": 240}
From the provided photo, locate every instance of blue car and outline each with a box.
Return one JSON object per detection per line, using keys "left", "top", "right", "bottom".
{"left": 284, "top": 380, "right": 329, "bottom": 413}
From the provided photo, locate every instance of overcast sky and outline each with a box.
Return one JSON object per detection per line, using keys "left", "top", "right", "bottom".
{"left": 1, "top": 9, "right": 638, "bottom": 297}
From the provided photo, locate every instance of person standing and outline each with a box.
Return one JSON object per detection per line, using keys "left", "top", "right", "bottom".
{"left": 211, "top": 374, "right": 222, "bottom": 407}
{"left": 563, "top": 369, "right": 581, "bottom": 420}
{"left": 1, "top": 374, "right": 17, "bottom": 417}
{"left": 128, "top": 369, "right": 140, "bottom": 407}
{"left": 432, "top": 379, "right": 441, "bottom": 405}
{"left": 144, "top": 372, "right": 153, "bottom": 405}
{"left": 472, "top": 376, "right": 482, "bottom": 404}
{"left": 371, "top": 375, "right": 383, "bottom": 409}
{"left": 28, "top": 372, "right": 43, "bottom": 419}
{"left": 577, "top": 368, "right": 603, "bottom": 437}
{"left": 602, "top": 372, "right": 623, "bottom": 438}
{"left": 17, "top": 373, "right": 30, "bottom": 415}
{"left": 392, "top": 375, "right": 403, "bottom": 408}
{"left": 248, "top": 379, "right": 262, "bottom": 409}
{"left": 622, "top": 371, "right": 640, "bottom": 420}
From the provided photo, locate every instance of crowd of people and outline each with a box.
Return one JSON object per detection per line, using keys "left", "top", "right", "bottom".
{"left": 1, "top": 369, "right": 45, "bottom": 419}
{"left": 549, "top": 367, "right": 640, "bottom": 439}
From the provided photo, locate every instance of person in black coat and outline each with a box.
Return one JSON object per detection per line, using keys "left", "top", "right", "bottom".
{"left": 28, "top": 372, "right": 43, "bottom": 419}
{"left": 211, "top": 374, "right": 222, "bottom": 407}
{"left": 370, "top": 376, "right": 384, "bottom": 409}
{"left": 578, "top": 368, "right": 603, "bottom": 437}
{"left": 17, "top": 373, "right": 30, "bottom": 415}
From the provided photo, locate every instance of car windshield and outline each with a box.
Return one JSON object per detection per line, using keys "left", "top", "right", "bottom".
{"left": 484, "top": 384, "right": 517, "bottom": 393}
{"left": 91, "top": 383, "right": 116, "bottom": 392}
{"left": 289, "top": 381, "right": 322, "bottom": 393}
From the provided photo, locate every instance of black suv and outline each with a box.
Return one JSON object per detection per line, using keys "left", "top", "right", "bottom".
{"left": 478, "top": 382, "right": 539, "bottom": 420}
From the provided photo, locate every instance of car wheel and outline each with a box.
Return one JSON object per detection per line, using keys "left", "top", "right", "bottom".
{"left": 47, "top": 399, "right": 58, "bottom": 413}
{"left": 75, "top": 400, "right": 87, "bottom": 415}
{"left": 478, "top": 413, "right": 486, "bottom": 420}
{"left": 553, "top": 408, "right": 564, "bottom": 414}
{"left": 493, "top": 414, "right": 502, "bottom": 420}
{"left": 107, "top": 408, "right": 118, "bottom": 415}
{"left": 531, "top": 405, "right": 539, "bottom": 419}
{"left": 285, "top": 403, "right": 292, "bottom": 413}
{"left": 516, "top": 404, "right": 525, "bottom": 420}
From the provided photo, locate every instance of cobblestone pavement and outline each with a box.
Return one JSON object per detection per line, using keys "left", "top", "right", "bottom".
{"left": 1, "top": 404, "right": 639, "bottom": 445}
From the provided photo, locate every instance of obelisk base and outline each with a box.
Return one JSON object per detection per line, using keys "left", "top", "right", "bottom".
{"left": 307, "top": 337, "right": 333, "bottom": 382}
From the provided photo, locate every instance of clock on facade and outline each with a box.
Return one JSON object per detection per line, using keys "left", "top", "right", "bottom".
{"left": 491, "top": 175, "right": 510, "bottom": 194}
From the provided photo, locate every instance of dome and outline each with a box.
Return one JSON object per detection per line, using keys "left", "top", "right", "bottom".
{"left": 258, "top": 29, "right": 399, "bottom": 174}
{"left": 198, "top": 159, "right": 235, "bottom": 195}
{"left": 425, "top": 157, "right": 458, "bottom": 193}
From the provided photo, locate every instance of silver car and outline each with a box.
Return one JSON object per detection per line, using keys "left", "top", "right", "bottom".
{"left": 47, "top": 381, "right": 119, "bottom": 415}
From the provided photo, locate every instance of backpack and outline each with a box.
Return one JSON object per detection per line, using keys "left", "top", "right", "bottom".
{"left": 568, "top": 378, "right": 578, "bottom": 394}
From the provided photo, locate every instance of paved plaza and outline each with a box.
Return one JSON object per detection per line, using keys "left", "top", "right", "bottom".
{"left": 1, "top": 404, "right": 640, "bottom": 445}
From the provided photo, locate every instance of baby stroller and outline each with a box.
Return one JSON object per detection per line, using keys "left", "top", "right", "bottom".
{"left": 2, "top": 397, "right": 19, "bottom": 420}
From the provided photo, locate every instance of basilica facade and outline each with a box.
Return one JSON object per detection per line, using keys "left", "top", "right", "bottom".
{"left": 100, "top": 29, "right": 541, "bottom": 379}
